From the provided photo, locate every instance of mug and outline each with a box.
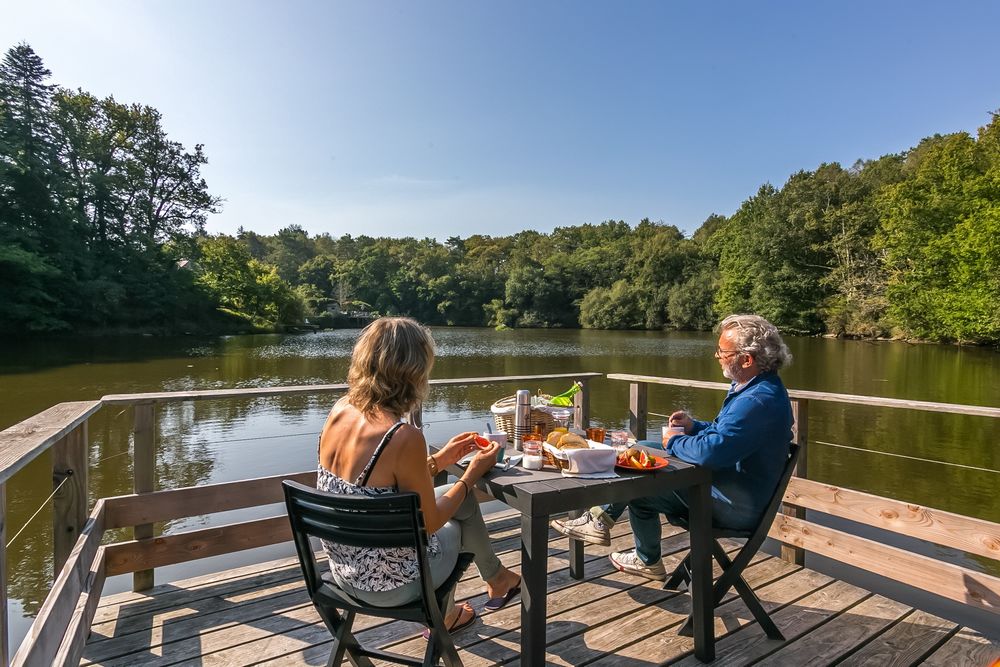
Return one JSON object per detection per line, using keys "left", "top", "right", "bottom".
{"left": 484, "top": 432, "right": 508, "bottom": 463}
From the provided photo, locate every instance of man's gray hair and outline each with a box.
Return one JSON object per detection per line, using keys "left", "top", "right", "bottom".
{"left": 717, "top": 314, "right": 792, "bottom": 373}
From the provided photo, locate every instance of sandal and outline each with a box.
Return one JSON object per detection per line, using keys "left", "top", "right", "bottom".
{"left": 483, "top": 580, "right": 521, "bottom": 612}
{"left": 422, "top": 602, "right": 476, "bottom": 639}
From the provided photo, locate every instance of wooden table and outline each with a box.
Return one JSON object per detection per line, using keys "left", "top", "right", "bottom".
{"left": 434, "top": 449, "right": 716, "bottom": 664}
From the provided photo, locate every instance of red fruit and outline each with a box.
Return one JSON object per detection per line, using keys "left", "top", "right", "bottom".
{"left": 474, "top": 435, "right": 491, "bottom": 449}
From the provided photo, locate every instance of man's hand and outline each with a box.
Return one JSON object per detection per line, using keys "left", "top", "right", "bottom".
{"left": 436, "top": 431, "right": 479, "bottom": 467}
{"left": 669, "top": 411, "right": 694, "bottom": 435}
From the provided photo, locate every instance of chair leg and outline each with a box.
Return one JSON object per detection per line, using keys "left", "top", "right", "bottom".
{"left": 732, "top": 575, "right": 784, "bottom": 640}
{"left": 664, "top": 553, "right": 692, "bottom": 590}
{"left": 321, "top": 610, "right": 376, "bottom": 667}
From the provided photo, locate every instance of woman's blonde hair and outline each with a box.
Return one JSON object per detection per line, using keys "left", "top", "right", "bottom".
{"left": 346, "top": 317, "right": 435, "bottom": 419}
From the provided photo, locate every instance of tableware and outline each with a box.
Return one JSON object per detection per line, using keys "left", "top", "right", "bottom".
{"left": 610, "top": 430, "right": 629, "bottom": 454}
{"left": 521, "top": 433, "right": 544, "bottom": 470}
{"left": 662, "top": 424, "right": 685, "bottom": 445}
{"left": 542, "top": 441, "right": 616, "bottom": 475}
{"left": 483, "top": 431, "right": 508, "bottom": 463}
{"left": 586, "top": 427, "right": 606, "bottom": 443}
{"left": 615, "top": 454, "right": 669, "bottom": 472}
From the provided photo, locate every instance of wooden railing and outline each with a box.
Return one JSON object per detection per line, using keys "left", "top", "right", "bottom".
{"left": 0, "top": 372, "right": 601, "bottom": 667}
{"left": 607, "top": 373, "right": 1000, "bottom": 617}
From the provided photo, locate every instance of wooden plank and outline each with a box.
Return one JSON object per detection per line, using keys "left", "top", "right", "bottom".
{"left": 783, "top": 477, "right": 1000, "bottom": 563}
{"left": 0, "top": 401, "right": 102, "bottom": 485}
{"left": 104, "top": 470, "right": 316, "bottom": 529}
{"left": 782, "top": 398, "right": 808, "bottom": 566}
{"left": 837, "top": 609, "right": 958, "bottom": 666}
{"left": 760, "top": 594, "right": 914, "bottom": 665}
{"left": 132, "top": 404, "right": 154, "bottom": 591}
{"left": 769, "top": 514, "right": 1000, "bottom": 615}
{"left": 605, "top": 373, "right": 1000, "bottom": 418}
{"left": 105, "top": 515, "right": 292, "bottom": 576}
{"left": 11, "top": 500, "right": 105, "bottom": 667}
{"left": 51, "top": 547, "right": 106, "bottom": 667}
{"left": 670, "top": 579, "right": 873, "bottom": 667}
{"left": 99, "top": 373, "right": 604, "bottom": 405}
{"left": 51, "top": 421, "right": 88, "bottom": 574}
{"left": 920, "top": 626, "right": 1000, "bottom": 667}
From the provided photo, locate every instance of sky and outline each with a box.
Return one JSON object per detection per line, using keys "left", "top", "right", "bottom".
{"left": 3, "top": 1, "right": 999, "bottom": 240}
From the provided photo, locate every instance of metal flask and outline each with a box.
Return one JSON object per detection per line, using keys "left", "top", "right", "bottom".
{"left": 513, "top": 389, "right": 531, "bottom": 451}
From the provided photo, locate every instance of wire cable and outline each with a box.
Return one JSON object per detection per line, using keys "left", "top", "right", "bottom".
{"left": 813, "top": 440, "right": 999, "bottom": 475}
{"left": 6, "top": 476, "right": 71, "bottom": 549}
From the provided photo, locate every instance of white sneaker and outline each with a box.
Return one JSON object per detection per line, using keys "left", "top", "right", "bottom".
{"left": 550, "top": 512, "right": 611, "bottom": 546}
{"left": 609, "top": 549, "right": 666, "bottom": 581}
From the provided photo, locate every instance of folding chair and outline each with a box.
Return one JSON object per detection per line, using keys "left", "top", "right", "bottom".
{"left": 283, "top": 480, "right": 475, "bottom": 667}
{"left": 664, "top": 444, "right": 800, "bottom": 640}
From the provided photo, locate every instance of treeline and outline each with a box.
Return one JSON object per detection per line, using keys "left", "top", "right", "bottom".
{"left": 2, "top": 43, "right": 998, "bottom": 343}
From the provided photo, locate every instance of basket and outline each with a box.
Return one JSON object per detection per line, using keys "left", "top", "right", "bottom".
{"left": 543, "top": 442, "right": 616, "bottom": 475}
{"left": 490, "top": 395, "right": 558, "bottom": 437}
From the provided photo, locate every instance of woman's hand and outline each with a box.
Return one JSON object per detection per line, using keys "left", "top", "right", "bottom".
{"left": 669, "top": 410, "right": 694, "bottom": 434}
{"left": 434, "top": 431, "right": 479, "bottom": 467}
{"left": 464, "top": 442, "right": 500, "bottom": 480}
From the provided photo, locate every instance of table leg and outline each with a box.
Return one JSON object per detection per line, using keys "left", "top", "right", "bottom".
{"left": 568, "top": 538, "right": 585, "bottom": 579}
{"left": 521, "top": 514, "right": 549, "bottom": 666}
{"left": 689, "top": 479, "right": 715, "bottom": 662}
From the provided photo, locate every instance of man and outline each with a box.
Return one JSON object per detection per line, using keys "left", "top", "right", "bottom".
{"left": 552, "top": 314, "right": 794, "bottom": 580}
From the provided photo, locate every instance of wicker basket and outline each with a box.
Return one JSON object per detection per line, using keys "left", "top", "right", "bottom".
{"left": 490, "top": 395, "right": 558, "bottom": 437}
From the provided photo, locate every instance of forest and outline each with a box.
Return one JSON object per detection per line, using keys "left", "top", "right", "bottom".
{"left": 2, "top": 43, "right": 998, "bottom": 343}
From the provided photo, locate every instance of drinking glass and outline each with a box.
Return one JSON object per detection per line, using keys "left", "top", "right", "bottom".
{"left": 586, "top": 427, "right": 607, "bottom": 443}
{"left": 610, "top": 431, "right": 629, "bottom": 455}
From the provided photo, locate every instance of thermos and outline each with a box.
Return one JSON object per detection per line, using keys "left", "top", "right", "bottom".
{"left": 513, "top": 389, "right": 531, "bottom": 451}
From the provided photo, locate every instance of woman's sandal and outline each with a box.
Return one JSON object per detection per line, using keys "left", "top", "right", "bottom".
{"left": 422, "top": 602, "right": 476, "bottom": 640}
{"left": 483, "top": 580, "right": 521, "bottom": 612}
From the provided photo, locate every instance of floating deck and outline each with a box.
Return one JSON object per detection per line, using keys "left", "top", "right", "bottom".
{"left": 81, "top": 509, "right": 999, "bottom": 666}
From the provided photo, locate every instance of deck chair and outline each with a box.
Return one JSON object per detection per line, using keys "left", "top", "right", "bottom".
{"left": 664, "top": 443, "right": 800, "bottom": 640}
{"left": 283, "top": 480, "right": 475, "bottom": 667}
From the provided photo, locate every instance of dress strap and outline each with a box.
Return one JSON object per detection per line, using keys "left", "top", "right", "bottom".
{"left": 356, "top": 421, "right": 406, "bottom": 487}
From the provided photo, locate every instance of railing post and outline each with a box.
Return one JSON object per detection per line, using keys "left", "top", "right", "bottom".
{"left": 781, "top": 398, "right": 809, "bottom": 566}
{"left": 628, "top": 382, "right": 648, "bottom": 441}
{"left": 52, "top": 421, "right": 89, "bottom": 575}
{"left": 133, "top": 403, "right": 155, "bottom": 591}
{"left": 1, "top": 483, "right": 8, "bottom": 667}
{"left": 573, "top": 378, "right": 591, "bottom": 431}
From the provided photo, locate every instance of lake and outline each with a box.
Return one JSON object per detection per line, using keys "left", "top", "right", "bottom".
{"left": 2, "top": 327, "right": 999, "bottom": 647}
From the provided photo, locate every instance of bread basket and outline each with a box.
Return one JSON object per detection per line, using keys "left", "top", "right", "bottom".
{"left": 490, "top": 395, "right": 557, "bottom": 436}
{"left": 542, "top": 441, "right": 616, "bottom": 475}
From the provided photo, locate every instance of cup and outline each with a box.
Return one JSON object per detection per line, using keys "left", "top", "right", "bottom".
{"left": 610, "top": 430, "right": 629, "bottom": 454}
{"left": 484, "top": 432, "right": 508, "bottom": 463}
{"left": 586, "top": 427, "right": 606, "bottom": 444}
{"left": 662, "top": 424, "right": 685, "bottom": 445}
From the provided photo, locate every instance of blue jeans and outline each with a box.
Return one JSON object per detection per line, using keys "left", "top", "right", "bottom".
{"left": 597, "top": 490, "right": 760, "bottom": 566}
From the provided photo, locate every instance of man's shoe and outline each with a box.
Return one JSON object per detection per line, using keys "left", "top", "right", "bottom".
{"left": 550, "top": 513, "right": 611, "bottom": 547}
{"left": 609, "top": 549, "right": 666, "bottom": 581}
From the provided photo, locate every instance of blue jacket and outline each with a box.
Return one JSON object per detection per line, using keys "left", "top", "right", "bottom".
{"left": 666, "top": 372, "right": 793, "bottom": 525}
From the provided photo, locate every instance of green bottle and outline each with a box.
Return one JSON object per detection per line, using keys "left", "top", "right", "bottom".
{"left": 549, "top": 381, "right": 582, "bottom": 406}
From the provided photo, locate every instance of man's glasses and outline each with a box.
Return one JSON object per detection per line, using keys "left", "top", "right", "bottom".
{"left": 715, "top": 347, "right": 741, "bottom": 359}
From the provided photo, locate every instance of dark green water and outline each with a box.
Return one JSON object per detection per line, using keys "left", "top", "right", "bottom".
{"left": 2, "top": 328, "right": 998, "bottom": 647}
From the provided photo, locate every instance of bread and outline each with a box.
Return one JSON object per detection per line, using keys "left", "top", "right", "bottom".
{"left": 546, "top": 430, "right": 565, "bottom": 446}
{"left": 556, "top": 433, "right": 589, "bottom": 450}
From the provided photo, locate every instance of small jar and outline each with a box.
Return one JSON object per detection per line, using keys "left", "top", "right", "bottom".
{"left": 522, "top": 427, "right": 544, "bottom": 470}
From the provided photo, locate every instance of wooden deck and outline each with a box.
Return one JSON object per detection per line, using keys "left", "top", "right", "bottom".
{"left": 81, "top": 509, "right": 999, "bottom": 667}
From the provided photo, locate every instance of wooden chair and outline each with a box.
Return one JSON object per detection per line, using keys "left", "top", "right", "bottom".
{"left": 664, "top": 444, "right": 800, "bottom": 640}
{"left": 283, "top": 480, "right": 475, "bottom": 667}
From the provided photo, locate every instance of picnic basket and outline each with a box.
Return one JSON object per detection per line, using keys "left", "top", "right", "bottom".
{"left": 490, "top": 394, "right": 558, "bottom": 436}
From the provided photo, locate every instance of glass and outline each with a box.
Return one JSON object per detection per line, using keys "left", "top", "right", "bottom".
{"left": 662, "top": 424, "right": 685, "bottom": 445}
{"left": 715, "top": 347, "right": 741, "bottom": 359}
{"left": 549, "top": 407, "right": 572, "bottom": 433}
{"left": 610, "top": 430, "right": 629, "bottom": 455}
{"left": 521, "top": 432, "right": 543, "bottom": 469}
{"left": 586, "top": 427, "right": 606, "bottom": 443}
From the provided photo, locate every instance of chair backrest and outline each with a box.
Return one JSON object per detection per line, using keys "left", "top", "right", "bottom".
{"left": 735, "top": 443, "right": 800, "bottom": 546}
{"left": 282, "top": 480, "right": 431, "bottom": 598}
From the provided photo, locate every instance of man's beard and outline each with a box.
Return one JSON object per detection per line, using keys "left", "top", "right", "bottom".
{"left": 722, "top": 357, "right": 740, "bottom": 381}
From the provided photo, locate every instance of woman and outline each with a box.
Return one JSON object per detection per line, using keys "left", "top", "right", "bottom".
{"left": 318, "top": 317, "right": 521, "bottom": 634}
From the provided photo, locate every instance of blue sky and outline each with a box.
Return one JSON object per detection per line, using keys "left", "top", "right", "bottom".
{"left": 4, "top": 1, "right": 999, "bottom": 239}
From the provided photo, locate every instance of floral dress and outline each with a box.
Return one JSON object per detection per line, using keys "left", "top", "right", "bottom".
{"left": 317, "top": 421, "right": 440, "bottom": 592}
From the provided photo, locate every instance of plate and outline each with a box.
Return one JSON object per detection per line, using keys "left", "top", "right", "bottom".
{"left": 615, "top": 454, "right": 669, "bottom": 472}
